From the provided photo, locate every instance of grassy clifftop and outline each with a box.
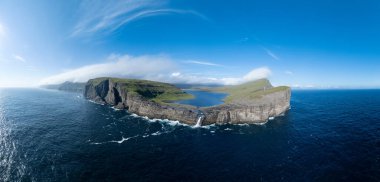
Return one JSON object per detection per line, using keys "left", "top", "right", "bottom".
{"left": 88, "top": 77, "right": 194, "bottom": 103}
{"left": 207, "top": 79, "right": 290, "bottom": 103}
{"left": 88, "top": 77, "right": 289, "bottom": 106}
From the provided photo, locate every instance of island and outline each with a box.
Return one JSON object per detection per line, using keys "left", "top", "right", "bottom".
{"left": 84, "top": 77, "right": 291, "bottom": 126}
{"left": 41, "top": 81, "right": 86, "bottom": 93}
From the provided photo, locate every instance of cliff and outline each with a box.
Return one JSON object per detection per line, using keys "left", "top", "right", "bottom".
{"left": 199, "top": 79, "right": 291, "bottom": 124}
{"left": 84, "top": 77, "right": 291, "bottom": 125}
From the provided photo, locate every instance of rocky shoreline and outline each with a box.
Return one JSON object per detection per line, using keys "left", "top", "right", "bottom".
{"left": 84, "top": 78, "right": 291, "bottom": 126}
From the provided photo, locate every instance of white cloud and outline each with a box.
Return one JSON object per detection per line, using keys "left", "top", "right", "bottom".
{"left": 72, "top": 0, "right": 206, "bottom": 36}
{"left": 167, "top": 66, "right": 271, "bottom": 85}
{"left": 40, "top": 54, "right": 272, "bottom": 86}
{"left": 263, "top": 48, "right": 280, "bottom": 61}
{"left": 171, "top": 72, "right": 181, "bottom": 77}
{"left": 39, "top": 54, "right": 176, "bottom": 85}
{"left": 291, "top": 84, "right": 317, "bottom": 89}
{"left": 243, "top": 67, "right": 272, "bottom": 82}
{"left": 183, "top": 60, "right": 224, "bottom": 67}
{"left": 285, "top": 70, "right": 293, "bottom": 75}
{"left": 13, "top": 55, "right": 26, "bottom": 63}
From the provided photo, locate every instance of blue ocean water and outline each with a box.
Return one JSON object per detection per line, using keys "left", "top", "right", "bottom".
{"left": 174, "top": 90, "right": 227, "bottom": 107}
{"left": 0, "top": 89, "right": 379, "bottom": 181}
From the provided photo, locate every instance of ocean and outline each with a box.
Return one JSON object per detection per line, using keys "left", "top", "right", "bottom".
{"left": 0, "top": 88, "right": 379, "bottom": 181}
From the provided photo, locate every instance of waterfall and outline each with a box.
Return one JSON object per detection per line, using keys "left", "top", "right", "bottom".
{"left": 194, "top": 110, "right": 204, "bottom": 127}
{"left": 194, "top": 116, "right": 203, "bottom": 127}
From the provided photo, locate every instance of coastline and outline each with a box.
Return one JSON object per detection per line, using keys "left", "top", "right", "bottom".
{"left": 84, "top": 77, "right": 291, "bottom": 126}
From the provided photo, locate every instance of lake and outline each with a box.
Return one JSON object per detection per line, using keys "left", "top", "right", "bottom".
{"left": 173, "top": 90, "right": 228, "bottom": 107}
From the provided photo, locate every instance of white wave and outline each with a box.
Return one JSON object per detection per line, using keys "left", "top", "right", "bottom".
{"left": 234, "top": 120, "right": 269, "bottom": 126}
{"left": 88, "top": 100, "right": 97, "bottom": 104}
{"left": 91, "top": 142, "right": 104, "bottom": 145}
{"left": 111, "top": 106, "right": 122, "bottom": 111}
{"left": 192, "top": 125, "right": 200, "bottom": 128}
{"left": 224, "top": 128, "right": 233, "bottom": 131}
{"left": 114, "top": 136, "right": 132, "bottom": 144}
{"left": 161, "top": 119, "right": 188, "bottom": 127}
{"left": 135, "top": 114, "right": 190, "bottom": 127}
{"left": 91, "top": 135, "right": 139, "bottom": 145}
{"left": 151, "top": 131, "right": 162, "bottom": 136}
{"left": 253, "top": 120, "right": 268, "bottom": 126}
{"left": 91, "top": 128, "right": 174, "bottom": 144}
{"left": 203, "top": 123, "right": 216, "bottom": 128}
{"left": 269, "top": 117, "right": 275, "bottom": 120}
{"left": 87, "top": 100, "right": 105, "bottom": 105}
{"left": 121, "top": 111, "right": 191, "bottom": 127}
{"left": 130, "top": 113, "right": 139, "bottom": 118}
{"left": 191, "top": 123, "right": 216, "bottom": 129}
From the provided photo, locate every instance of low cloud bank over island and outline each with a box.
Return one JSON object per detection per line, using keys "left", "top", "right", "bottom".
{"left": 40, "top": 54, "right": 271, "bottom": 86}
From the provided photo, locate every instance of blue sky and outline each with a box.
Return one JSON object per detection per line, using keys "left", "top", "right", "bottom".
{"left": 0, "top": 0, "right": 379, "bottom": 88}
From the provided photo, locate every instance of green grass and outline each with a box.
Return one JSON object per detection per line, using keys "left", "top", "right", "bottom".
{"left": 88, "top": 77, "right": 194, "bottom": 104}
{"left": 205, "top": 79, "right": 290, "bottom": 103}
{"left": 88, "top": 77, "right": 289, "bottom": 105}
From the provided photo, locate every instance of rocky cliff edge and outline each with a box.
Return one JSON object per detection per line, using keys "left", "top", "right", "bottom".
{"left": 84, "top": 77, "right": 291, "bottom": 125}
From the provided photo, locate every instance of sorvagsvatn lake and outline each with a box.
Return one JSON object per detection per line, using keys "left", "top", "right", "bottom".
{"left": 173, "top": 89, "right": 228, "bottom": 107}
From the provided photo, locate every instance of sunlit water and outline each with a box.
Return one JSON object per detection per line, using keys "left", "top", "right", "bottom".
{"left": 0, "top": 88, "right": 379, "bottom": 181}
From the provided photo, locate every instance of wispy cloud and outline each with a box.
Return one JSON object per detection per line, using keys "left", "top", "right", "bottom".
{"left": 13, "top": 55, "right": 26, "bottom": 63}
{"left": 285, "top": 70, "right": 293, "bottom": 75}
{"left": 183, "top": 60, "right": 224, "bottom": 67}
{"left": 236, "top": 37, "right": 249, "bottom": 43}
{"left": 40, "top": 54, "right": 271, "bottom": 85}
{"left": 39, "top": 54, "right": 176, "bottom": 84}
{"left": 243, "top": 67, "right": 272, "bottom": 82}
{"left": 263, "top": 48, "right": 280, "bottom": 61}
{"left": 291, "top": 84, "right": 316, "bottom": 89}
{"left": 169, "top": 66, "right": 271, "bottom": 85}
{"left": 71, "top": 0, "right": 207, "bottom": 36}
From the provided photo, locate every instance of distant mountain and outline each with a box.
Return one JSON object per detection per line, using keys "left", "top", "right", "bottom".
{"left": 41, "top": 81, "right": 86, "bottom": 92}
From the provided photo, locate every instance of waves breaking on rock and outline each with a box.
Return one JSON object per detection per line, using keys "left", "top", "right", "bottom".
{"left": 87, "top": 99, "right": 279, "bottom": 145}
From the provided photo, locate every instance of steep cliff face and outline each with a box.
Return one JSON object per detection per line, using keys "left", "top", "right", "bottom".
{"left": 201, "top": 89, "right": 291, "bottom": 125}
{"left": 84, "top": 78, "right": 291, "bottom": 125}
{"left": 84, "top": 78, "right": 199, "bottom": 124}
